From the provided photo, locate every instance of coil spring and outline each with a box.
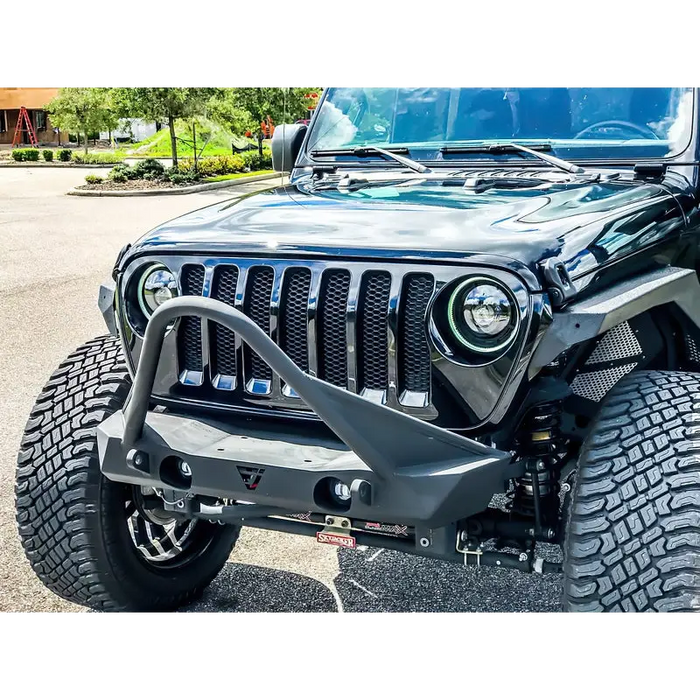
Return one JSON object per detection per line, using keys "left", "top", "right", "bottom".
{"left": 510, "top": 402, "right": 564, "bottom": 523}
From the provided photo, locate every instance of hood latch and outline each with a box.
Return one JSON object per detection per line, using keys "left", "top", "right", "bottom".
{"left": 541, "top": 258, "right": 576, "bottom": 307}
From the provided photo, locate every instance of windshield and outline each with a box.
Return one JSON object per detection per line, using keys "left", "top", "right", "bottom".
{"left": 308, "top": 88, "right": 694, "bottom": 162}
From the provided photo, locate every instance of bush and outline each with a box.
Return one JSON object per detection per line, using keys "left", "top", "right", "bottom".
{"left": 178, "top": 154, "right": 245, "bottom": 177}
{"left": 12, "top": 148, "right": 40, "bottom": 162}
{"left": 84, "top": 174, "right": 104, "bottom": 184}
{"left": 131, "top": 158, "right": 165, "bottom": 179}
{"left": 42, "top": 149, "right": 54, "bottom": 162}
{"left": 108, "top": 163, "right": 132, "bottom": 182}
{"left": 72, "top": 152, "right": 125, "bottom": 164}
{"left": 168, "top": 170, "right": 200, "bottom": 185}
{"left": 240, "top": 149, "right": 272, "bottom": 171}
{"left": 56, "top": 149, "right": 72, "bottom": 162}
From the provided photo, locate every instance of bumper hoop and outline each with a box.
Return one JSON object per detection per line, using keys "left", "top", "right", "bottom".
{"left": 98, "top": 297, "right": 520, "bottom": 527}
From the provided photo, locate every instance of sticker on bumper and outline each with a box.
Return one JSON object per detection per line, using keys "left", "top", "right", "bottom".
{"left": 316, "top": 531, "right": 357, "bottom": 549}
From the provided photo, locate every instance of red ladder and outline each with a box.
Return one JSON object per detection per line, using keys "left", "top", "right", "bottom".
{"left": 12, "top": 106, "right": 38, "bottom": 147}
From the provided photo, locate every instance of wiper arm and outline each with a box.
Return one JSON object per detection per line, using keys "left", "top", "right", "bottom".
{"left": 441, "top": 142, "right": 585, "bottom": 175}
{"left": 312, "top": 146, "right": 430, "bottom": 173}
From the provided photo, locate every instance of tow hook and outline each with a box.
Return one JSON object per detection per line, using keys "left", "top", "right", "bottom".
{"left": 316, "top": 515, "right": 356, "bottom": 549}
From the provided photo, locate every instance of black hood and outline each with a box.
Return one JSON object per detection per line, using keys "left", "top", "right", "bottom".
{"left": 128, "top": 171, "right": 687, "bottom": 291}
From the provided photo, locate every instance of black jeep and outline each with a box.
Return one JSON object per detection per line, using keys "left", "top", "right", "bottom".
{"left": 17, "top": 87, "right": 700, "bottom": 612}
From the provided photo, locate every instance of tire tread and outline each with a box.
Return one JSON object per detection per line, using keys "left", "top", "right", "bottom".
{"left": 16, "top": 335, "right": 237, "bottom": 611}
{"left": 564, "top": 370, "right": 700, "bottom": 612}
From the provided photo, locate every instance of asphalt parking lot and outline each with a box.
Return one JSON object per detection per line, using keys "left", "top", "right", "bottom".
{"left": 0, "top": 167, "right": 563, "bottom": 612}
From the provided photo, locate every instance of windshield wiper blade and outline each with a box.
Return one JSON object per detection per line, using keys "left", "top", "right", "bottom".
{"left": 311, "top": 146, "right": 430, "bottom": 174}
{"left": 441, "top": 142, "right": 585, "bottom": 175}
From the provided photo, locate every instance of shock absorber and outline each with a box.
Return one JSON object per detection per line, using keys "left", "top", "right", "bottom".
{"left": 511, "top": 401, "right": 565, "bottom": 535}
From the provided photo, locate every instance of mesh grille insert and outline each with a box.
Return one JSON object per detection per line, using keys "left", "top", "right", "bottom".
{"left": 211, "top": 266, "right": 239, "bottom": 377}
{"left": 399, "top": 273, "right": 434, "bottom": 393}
{"left": 358, "top": 271, "right": 391, "bottom": 390}
{"left": 280, "top": 268, "right": 311, "bottom": 373}
{"left": 571, "top": 363, "right": 637, "bottom": 402}
{"left": 586, "top": 321, "right": 641, "bottom": 365}
{"left": 244, "top": 266, "right": 274, "bottom": 380}
{"left": 178, "top": 265, "right": 205, "bottom": 372}
{"left": 318, "top": 269, "right": 351, "bottom": 387}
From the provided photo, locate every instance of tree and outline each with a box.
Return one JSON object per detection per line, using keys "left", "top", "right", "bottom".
{"left": 111, "top": 88, "right": 221, "bottom": 167}
{"left": 207, "top": 92, "right": 256, "bottom": 138}
{"left": 46, "top": 88, "right": 118, "bottom": 153}
{"left": 217, "top": 88, "right": 320, "bottom": 155}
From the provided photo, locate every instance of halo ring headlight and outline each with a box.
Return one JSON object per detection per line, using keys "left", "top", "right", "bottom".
{"left": 446, "top": 277, "right": 519, "bottom": 355}
{"left": 137, "top": 264, "right": 179, "bottom": 318}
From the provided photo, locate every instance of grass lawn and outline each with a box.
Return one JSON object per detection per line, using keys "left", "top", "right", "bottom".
{"left": 204, "top": 170, "right": 275, "bottom": 182}
{"left": 126, "top": 126, "right": 263, "bottom": 159}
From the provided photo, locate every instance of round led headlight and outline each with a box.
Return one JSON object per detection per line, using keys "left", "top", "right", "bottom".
{"left": 137, "top": 264, "right": 178, "bottom": 318}
{"left": 447, "top": 277, "right": 519, "bottom": 354}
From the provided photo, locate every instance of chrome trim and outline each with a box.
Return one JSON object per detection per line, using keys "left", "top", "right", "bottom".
{"left": 179, "top": 369, "right": 204, "bottom": 386}
{"left": 306, "top": 267, "right": 323, "bottom": 378}
{"left": 269, "top": 266, "right": 283, "bottom": 397}
{"left": 246, "top": 377, "right": 273, "bottom": 395}
{"left": 346, "top": 271, "right": 361, "bottom": 394}
{"left": 399, "top": 389, "right": 431, "bottom": 409}
{"left": 212, "top": 373, "right": 236, "bottom": 391}
{"left": 360, "top": 387, "right": 387, "bottom": 405}
{"left": 282, "top": 383, "right": 300, "bottom": 398}
{"left": 386, "top": 272, "right": 403, "bottom": 405}
{"left": 200, "top": 266, "right": 214, "bottom": 383}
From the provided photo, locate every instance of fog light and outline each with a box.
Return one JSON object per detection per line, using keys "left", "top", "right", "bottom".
{"left": 332, "top": 480, "right": 351, "bottom": 503}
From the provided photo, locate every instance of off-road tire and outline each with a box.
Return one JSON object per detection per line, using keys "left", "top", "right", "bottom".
{"left": 16, "top": 335, "right": 240, "bottom": 611}
{"left": 564, "top": 370, "right": 700, "bottom": 612}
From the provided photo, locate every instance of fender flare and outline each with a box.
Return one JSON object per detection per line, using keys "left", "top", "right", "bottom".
{"left": 529, "top": 266, "right": 700, "bottom": 377}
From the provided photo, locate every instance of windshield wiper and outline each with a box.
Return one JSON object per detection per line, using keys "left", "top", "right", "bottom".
{"left": 311, "top": 146, "right": 431, "bottom": 173}
{"left": 441, "top": 142, "right": 585, "bottom": 175}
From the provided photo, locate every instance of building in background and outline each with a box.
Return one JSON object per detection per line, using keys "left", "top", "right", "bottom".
{"left": 0, "top": 88, "right": 64, "bottom": 146}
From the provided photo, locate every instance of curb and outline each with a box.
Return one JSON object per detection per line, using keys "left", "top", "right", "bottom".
{"left": 0, "top": 162, "right": 118, "bottom": 168}
{"left": 66, "top": 172, "right": 281, "bottom": 197}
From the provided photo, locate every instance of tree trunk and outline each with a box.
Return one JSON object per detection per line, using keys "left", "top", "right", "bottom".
{"left": 169, "top": 116, "right": 178, "bottom": 168}
{"left": 258, "top": 131, "right": 263, "bottom": 157}
{"left": 84, "top": 131, "right": 89, "bottom": 154}
{"left": 192, "top": 121, "right": 197, "bottom": 173}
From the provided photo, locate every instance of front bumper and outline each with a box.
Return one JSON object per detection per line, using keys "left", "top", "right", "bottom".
{"left": 97, "top": 297, "right": 518, "bottom": 528}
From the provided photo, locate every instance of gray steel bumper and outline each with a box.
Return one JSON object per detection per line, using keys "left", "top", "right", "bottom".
{"left": 97, "top": 297, "right": 517, "bottom": 527}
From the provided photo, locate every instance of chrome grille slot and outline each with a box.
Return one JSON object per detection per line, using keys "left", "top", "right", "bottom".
{"left": 317, "top": 269, "right": 351, "bottom": 387}
{"left": 279, "top": 268, "right": 311, "bottom": 373}
{"left": 398, "top": 273, "right": 435, "bottom": 403}
{"left": 209, "top": 265, "right": 239, "bottom": 390}
{"left": 243, "top": 266, "right": 275, "bottom": 391}
{"left": 357, "top": 271, "right": 391, "bottom": 394}
{"left": 177, "top": 264, "right": 205, "bottom": 384}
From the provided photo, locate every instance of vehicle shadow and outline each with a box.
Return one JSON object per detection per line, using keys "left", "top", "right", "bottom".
{"left": 182, "top": 562, "right": 338, "bottom": 612}
{"left": 185, "top": 544, "right": 563, "bottom": 613}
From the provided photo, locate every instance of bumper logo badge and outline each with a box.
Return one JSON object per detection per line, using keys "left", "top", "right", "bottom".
{"left": 237, "top": 466, "right": 265, "bottom": 490}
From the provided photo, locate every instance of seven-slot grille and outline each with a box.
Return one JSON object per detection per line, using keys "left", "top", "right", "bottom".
{"left": 177, "top": 262, "right": 436, "bottom": 412}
